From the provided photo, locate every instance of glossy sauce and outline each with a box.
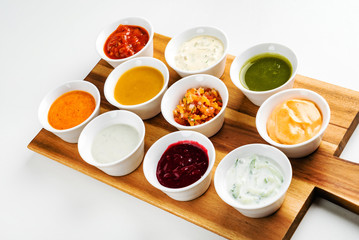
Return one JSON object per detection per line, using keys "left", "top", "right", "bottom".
{"left": 114, "top": 66, "right": 164, "bottom": 105}
{"left": 226, "top": 154, "right": 284, "bottom": 205}
{"left": 48, "top": 90, "right": 95, "bottom": 130}
{"left": 240, "top": 53, "right": 292, "bottom": 91}
{"left": 267, "top": 99, "right": 322, "bottom": 145}
{"left": 91, "top": 124, "right": 139, "bottom": 164}
{"left": 104, "top": 25, "right": 149, "bottom": 59}
{"left": 156, "top": 141, "right": 209, "bottom": 188}
{"left": 175, "top": 35, "right": 224, "bottom": 71}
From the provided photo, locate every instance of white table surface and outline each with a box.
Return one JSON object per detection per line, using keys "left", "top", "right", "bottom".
{"left": 1, "top": 0, "right": 359, "bottom": 239}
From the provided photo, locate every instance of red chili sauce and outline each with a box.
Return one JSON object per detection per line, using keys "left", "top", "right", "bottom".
{"left": 156, "top": 141, "right": 209, "bottom": 188}
{"left": 104, "top": 24, "right": 149, "bottom": 59}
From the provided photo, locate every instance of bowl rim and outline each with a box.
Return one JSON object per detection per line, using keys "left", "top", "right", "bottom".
{"left": 160, "top": 74, "right": 229, "bottom": 130}
{"left": 164, "top": 25, "right": 228, "bottom": 74}
{"left": 104, "top": 56, "right": 170, "bottom": 109}
{"left": 143, "top": 130, "right": 216, "bottom": 193}
{"left": 38, "top": 80, "right": 101, "bottom": 133}
{"left": 230, "top": 42, "right": 298, "bottom": 95}
{"left": 96, "top": 16, "right": 154, "bottom": 63}
{"left": 214, "top": 143, "right": 292, "bottom": 210}
{"left": 256, "top": 88, "right": 331, "bottom": 149}
{"left": 78, "top": 110, "right": 146, "bottom": 167}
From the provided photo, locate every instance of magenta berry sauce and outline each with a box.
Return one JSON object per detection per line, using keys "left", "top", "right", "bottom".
{"left": 156, "top": 141, "right": 209, "bottom": 188}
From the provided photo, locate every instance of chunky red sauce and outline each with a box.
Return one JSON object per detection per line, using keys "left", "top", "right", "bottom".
{"left": 156, "top": 141, "right": 209, "bottom": 188}
{"left": 104, "top": 24, "right": 149, "bottom": 59}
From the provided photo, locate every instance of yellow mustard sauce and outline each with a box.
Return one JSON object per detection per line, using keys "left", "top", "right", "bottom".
{"left": 114, "top": 66, "right": 164, "bottom": 105}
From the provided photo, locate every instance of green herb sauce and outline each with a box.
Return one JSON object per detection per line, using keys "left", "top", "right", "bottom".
{"left": 240, "top": 53, "right": 292, "bottom": 91}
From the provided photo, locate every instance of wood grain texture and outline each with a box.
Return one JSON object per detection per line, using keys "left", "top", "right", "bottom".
{"left": 28, "top": 33, "right": 359, "bottom": 240}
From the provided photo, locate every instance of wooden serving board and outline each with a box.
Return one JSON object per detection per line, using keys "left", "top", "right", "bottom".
{"left": 28, "top": 33, "right": 359, "bottom": 239}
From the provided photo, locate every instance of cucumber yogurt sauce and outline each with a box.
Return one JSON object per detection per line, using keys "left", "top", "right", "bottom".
{"left": 226, "top": 154, "right": 284, "bottom": 205}
{"left": 175, "top": 35, "right": 224, "bottom": 71}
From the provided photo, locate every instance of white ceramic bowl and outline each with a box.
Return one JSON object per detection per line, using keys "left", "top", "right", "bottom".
{"left": 165, "top": 26, "right": 228, "bottom": 78}
{"left": 38, "top": 81, "right": 101, "bottom": 143}
{"left": 78, "top": 110, "right": 145, "bottom": 176}
{"left": 256, "top": 88, "right": 331, "bottom": 158}
{"left": 230, "top": 43, "right": 298, "bottom": 106}
{"left": 143, "top": 130, "right": 215, "bottom": 201}
{"left": 104, "top": 57, "right": 169, "bottom": 120}
{"left": 214, "top": 144, "right": 292, "bottom": 218}
{"left": 161, "top": 74, "right": 229, "bottom": 138}
{"left": 96, "top": 17, "right": 154, "bottom": 68}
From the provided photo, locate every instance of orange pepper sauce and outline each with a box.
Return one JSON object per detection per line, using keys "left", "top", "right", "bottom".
{"left": 48, "top": 90, "right": 96, "bottom": 130}
{"left": 104, "top": 25, "right": 149, "bottom": 59}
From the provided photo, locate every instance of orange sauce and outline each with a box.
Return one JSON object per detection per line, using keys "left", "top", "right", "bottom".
{"left": 48, "top": 90, "right": 95, "bottom": 130}
{"left": 114, "top": 66, "right": 164, "bottom": 105}
{"left": 267, "top": 99, "right": 322, "bottom": 145}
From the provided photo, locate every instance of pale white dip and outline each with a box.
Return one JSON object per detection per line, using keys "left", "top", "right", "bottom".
{"left": 91, "top": 124, "right": 139, "bottom": 164}
{"left": 175, "top": 35, "right": 224, "bottom": 71}
{"left": 226, "top": 154, "right": 284, "bottom": 205}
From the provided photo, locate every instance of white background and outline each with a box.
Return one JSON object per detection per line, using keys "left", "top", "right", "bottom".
{"left": 1, "top": 0, "right": 359, "bottom": 239}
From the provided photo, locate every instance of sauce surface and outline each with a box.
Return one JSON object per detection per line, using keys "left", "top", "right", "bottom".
{"left": 156, "top": 141, "right": 209, "bottom": 188}
{"left": 175, "top": 35, "right": 224, "bottom": 71}
{"left": 226, "top": 154, "right": 284, "bottom": 205}
{"left": 240, "top": 53, "right": 292, "bottom": 91}
{"left": 91, "top": 124, "right": 139, "bottom": 164}
{"left": 104, "top": 24, "right": 149, "bottom": 59}
{"left": 267, "top": 99, "right": 322, "bottom": 145}
{"left": 173, "top": 87, "right": 222, "bottom": 126}
{"left": 114, "top": 66, "right": 164, "bottom": 105}
{"left": 48, "top": 90, "right": 95, "bottom": 130}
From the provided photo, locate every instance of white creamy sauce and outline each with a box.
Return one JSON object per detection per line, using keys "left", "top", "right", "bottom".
{"left": 226, "top": 154, "right": 284, "bottom": 205}
{"left": 175, "top": 35, "right": 224, "bottom": 71}
{"left": 91, "top": 124, "right": 139, "bottom": 164}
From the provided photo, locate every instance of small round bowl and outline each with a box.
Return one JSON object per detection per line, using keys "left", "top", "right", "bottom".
{"left": 78, "top": 110, "right": 145, "bottom": 176}
{"left": 96, "top": 17, "right": 154, "bottom": 68}
{"left": 214, "top": 144, "right": 292, "bottom": 218}
{"left": 161, "top": 74, "right": 229, "bottom": 138}
{"left": 38, "top": 81, "right": 101, "bottom": 143}
{"left": 104, "top": 57, "right": 169, "bottom": 120}
{"left": 256, "top": 88, "right": 331, "bottom": 158}
{"left": 164, "top": 26, "right": 228, "bottom": 78}
{"left": 230, "top": 43, "right": 298, "bottom": 106}
{"left": 143, "top": 130, "right": 215, "bottom": 201}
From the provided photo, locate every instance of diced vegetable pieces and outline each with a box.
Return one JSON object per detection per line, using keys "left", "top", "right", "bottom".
{"left": 173, "top": 87, "right": 223, "bottom": 126}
